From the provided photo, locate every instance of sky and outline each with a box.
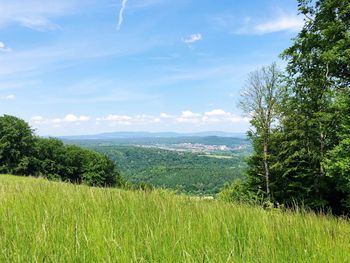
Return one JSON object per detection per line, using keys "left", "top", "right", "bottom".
{"left": 0, "top": 0, "right": 304, "bottom": 136}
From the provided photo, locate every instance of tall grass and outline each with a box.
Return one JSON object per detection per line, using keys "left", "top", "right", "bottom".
{"left": 0, "top": 175, "right": 349, "bottom": 262}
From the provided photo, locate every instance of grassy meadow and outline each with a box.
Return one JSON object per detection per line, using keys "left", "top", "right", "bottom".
{"left": 0, "top": 175, "right": 349, "bottom": 262}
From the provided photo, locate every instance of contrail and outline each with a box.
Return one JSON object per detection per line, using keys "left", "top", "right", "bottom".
{"left": 117, "top": 0, "right": 128, "bottom": 30}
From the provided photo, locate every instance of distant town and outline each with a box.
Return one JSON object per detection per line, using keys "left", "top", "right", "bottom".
{"left": 138, "top": 143, "right": 247, "bottom": 154}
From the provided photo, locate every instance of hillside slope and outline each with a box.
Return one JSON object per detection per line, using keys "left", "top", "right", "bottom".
{"left": 0, "top": 175, "right": 349, "bottom": 262}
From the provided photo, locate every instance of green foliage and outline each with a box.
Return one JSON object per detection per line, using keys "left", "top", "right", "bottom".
{"left": 0, "top": 115, "right": 36, "bottom": 175}
{"left": 1, "top": 175, "right": 350, "bottom": 262}
{"left": 277, "top": 0, "right": 350, "bottom": 212}
{"left": 34, "top": 139, "right": 119, "bottom": 187}
{"left": 87, "top": 145, "right": 247, "bottom": 195}
{"left": 0, "top": 115, "right": 120, "bottom": 187}
{"left": 218, "top": 179, "right": 261, "bottom": 204}
{"left": 324, "top": 91, "right": 350, "bottom": 211}
{"left": 240, "top": 0, "right": 350, "bottom": 214}
{"left": 81, "top": 150, "right": 117, "bottom": 187}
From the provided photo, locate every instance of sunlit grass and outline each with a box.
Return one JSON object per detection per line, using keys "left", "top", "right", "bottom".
{"left": 0, "top": 174, "right": 349, "bottom": 262}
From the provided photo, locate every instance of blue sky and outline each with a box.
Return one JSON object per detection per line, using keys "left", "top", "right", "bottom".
{"left": 0, "top": 0, "right": 303, "bottom": 136}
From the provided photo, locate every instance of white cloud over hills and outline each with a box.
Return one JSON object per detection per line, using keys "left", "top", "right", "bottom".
{"left": 30, "top": 109, "right": 250, "bottom": 135}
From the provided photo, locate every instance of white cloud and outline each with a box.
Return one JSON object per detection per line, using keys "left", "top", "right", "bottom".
{"left": 117, "top": 0, "right": 129, "bottom": 30}
{"left": 254, "top": 13, "right": 304, "bottom": 34}
{"left": 183, "top": 33, "right": 202, "bottom": 44}
{"left": 176, "top": 111, "right": 202, "bottom": 123}
{"left": 104, "top": 114, "right": 132, "bottom": 122}
{"left": 0, "top": 42, "right": 11, "bottom": 52}
{"left": 1, "top": 94, "right": 15, "bottom": 100}
{"left": 228, "top": 10, "right": 304, "bottom": 35}
{"left": 97, "top": 114, "right": 132, "bottom": 125}
{"left": 32, "top": 116, "right": 43, "bottom": 121}
{"left": 30, "top": 110, "right": 250, "bottom": 134}
{"left": 52, "top": 118, "right": 62, "bottom": 124}
{"left": 63, "top": 114, "right": 90, "bottom": 123}
{"left": 201, "top": 109, "right": 249, "bottom": 124}
{"left": 16, "top": 16, "right": 61, "bottom": 31}
{"left": 153, "top": 117, "right": 161, "bottom": 123}
{"left": 31, "top": 116, "right": 44, "bottom": 124}
{"left": 93, "top": 110, "right": 249, "bottom": 126}
{"left": 181, "top": 111, "right": 201, "bottom": 118}
{"left": 204, "top": 109, "right": 229, "bottom": 117}
{"left": 0, "top": 0, "right": 79, "bottom": 30}
{"left": 30, "top": 114, "right": 91, "bottom": 127}
{"left": 160, "top": 113, "right": 173, "bottom": 118}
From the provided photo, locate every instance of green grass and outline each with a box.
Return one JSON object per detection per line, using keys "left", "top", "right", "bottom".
{"left": 0, "top": 175, "right": 349, "bottom": 262}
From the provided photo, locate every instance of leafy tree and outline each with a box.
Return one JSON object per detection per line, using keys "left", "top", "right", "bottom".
{"left": 234, "top": 0, "right": 350, "bottom": 214}
{"left": 279, "top": 0, "right": 350, "bottom": 212}
{"left": 0, "top": 115, "right": 120, "bottom": 188}
{"left": 34, "top": 138, "right": 67, "bottom": 179}
{"left": 239, "top": 63, "right": 283, "bottom": 198}
{"left": 0, "top": 115, "right": 35, "bottom": 175}
{"left": 324, "top": 91, "right": 350, "bottom": 212}
{"left": 81, "top": 150, "right": 118, "bottom": 187}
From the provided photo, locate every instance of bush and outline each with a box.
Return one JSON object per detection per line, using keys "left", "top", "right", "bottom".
{"left": 218, "top": 179, "right": 263, "bottom": 205}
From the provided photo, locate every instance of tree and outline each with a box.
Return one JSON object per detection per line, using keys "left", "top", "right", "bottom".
{"left": 81, "top": 150, "right": 118, "bottom": 187}
{"left": 0, "top": 115, "right": 121, "bottom": 188}
{"left": 280, "top": 0, "right": 350, "bottom": 212}
{"left": 240, "top": 63, "right": 282, "bottom": 198}
{"left": 0, "top": 115, "right": 35, "bottom": 175}
{"left": 34, "top": 137, "right": 67, "bottom": 179}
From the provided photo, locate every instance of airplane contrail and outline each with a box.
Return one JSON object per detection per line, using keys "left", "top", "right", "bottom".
{"left": 117, "top": 0, "right": 128, "bottom": 30}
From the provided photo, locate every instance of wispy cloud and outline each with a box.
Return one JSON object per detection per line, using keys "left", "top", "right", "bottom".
{"left": 16, "top": 16, "right": 61, "bottom": 31}
{"left": 63, "top": 114, "right": 90, "bottom": 123}
{"left": 32, "top": 109, "right": 249, "bottom": 128}
{"left": 100, "top": 109, "right": 249, "bottom": 126}
{"left": 117, "top": 0, "right": 129, "bottom": 30}
{"left": 31, "top": 114, "right": 90, "bottom": 125}
{"left": 1, "top": 94, "right": 15, "bottom": 100}
{"left": 176, "top": 109, "right": 248, "bottom": 124}
{"left": 0, "top": 0, "right": 97, "bottom": 31}
{"left": 0, "top": 42, "right": 11, "bottom": 52}
{"left": 254, "top": 12, "right": 304, "bottom": 34}
{"left": 30, "top": 109, "right": 251, "bottom": 136}
{"left": 183, "top": 33, "right": 202, "bottom": 43}
{"left": 216, "top": 9, "right": 304, "bottom": 35}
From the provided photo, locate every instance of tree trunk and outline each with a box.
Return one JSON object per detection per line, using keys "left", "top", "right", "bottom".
{"left": 320, "top": 131, "right": 325, "bottom": 177}
{"left": 263, "top": 140, "right": 270, "bottom": 198}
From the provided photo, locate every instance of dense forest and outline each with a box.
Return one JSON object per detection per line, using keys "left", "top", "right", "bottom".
{"left": 221, "top": 0, "right": 350, "bottom": 215}
{"left": 89, "top": 145, "right": 246, "bottom": 195}
{"left": 0, "top": 115, "right": 120, "bottom": 187}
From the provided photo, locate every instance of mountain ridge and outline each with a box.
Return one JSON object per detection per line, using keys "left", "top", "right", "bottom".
{"left": 60, "top": 131, "right": 247, "bottom": 140}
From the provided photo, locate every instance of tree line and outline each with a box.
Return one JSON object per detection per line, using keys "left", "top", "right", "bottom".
{"left": 0, "top": 115, "right": 120, "bottom": 187}
{"left": 221, "top": 0, "right": 350, "bottom": 215}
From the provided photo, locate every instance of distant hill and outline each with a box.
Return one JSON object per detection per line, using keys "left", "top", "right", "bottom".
{"left": 60, "top": 131, "right": 246, "bottom": 140}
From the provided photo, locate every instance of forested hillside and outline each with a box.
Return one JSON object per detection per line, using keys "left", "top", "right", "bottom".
{"left": 91, "top": 145, "right": 247, "bottom": 195}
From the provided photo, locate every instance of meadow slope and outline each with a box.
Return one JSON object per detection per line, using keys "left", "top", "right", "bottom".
{"left": 0, "top": 175, "right": 349, "bottom": 262}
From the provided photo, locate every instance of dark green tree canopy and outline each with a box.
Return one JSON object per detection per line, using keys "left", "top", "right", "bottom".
{"left": 0, "top": 115, "right": 35, "bottom": 175}
{"left": 0, "top": 115, "right": 120, "bottom": 187}
{"left": 229, "top": 0, "right": 350, "bottom": 215}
